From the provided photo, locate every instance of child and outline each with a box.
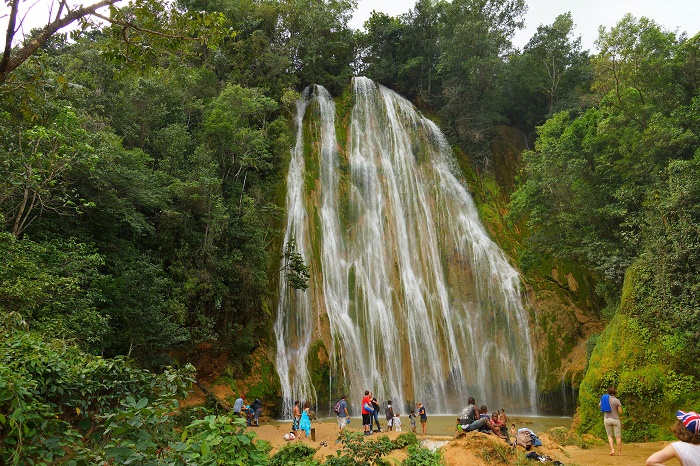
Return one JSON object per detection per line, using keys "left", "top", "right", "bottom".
{"left": 393, "top": 413, "right": 402, "bottom": 432}
{"left": 409, "top": 409, "right": 417, "bottom": 433}
{"left": 499, "top": 408, "right": 508, "bottom": 425}
{"left": 492, "top": 412, "right": 509, "bottom": 438}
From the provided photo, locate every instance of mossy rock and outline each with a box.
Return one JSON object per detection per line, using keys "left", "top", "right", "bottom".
{"left": 307, "top": 339, "right": 332, "bottom": 411}
{"left": 577, "top": 311, "right": 700, "bottom": 442}
{"left": 245, "top": 352, "right": 283, "bottom": 418}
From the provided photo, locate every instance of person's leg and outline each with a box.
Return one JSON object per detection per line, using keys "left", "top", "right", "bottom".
{"left": 615, "top": 420, "right": 622, "bottom": 455}
{"left": 421, "top": 421, "right": 427, "bottom": 434}
{"left": 604, "top": 418, "right": 615, "bottom": 455}
{"left": 486, "top": 419, "right": 507, "bottom": 439}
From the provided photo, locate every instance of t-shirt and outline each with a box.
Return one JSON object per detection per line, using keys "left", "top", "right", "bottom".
{"left": 419, "top": 406, "right": 427, "bottom": 421}
{"left": 672, "top": 441, "right": 700, "bottom": 466}
{"left": 603, "top": 396, "right": 621, "bottom": 421}
{"left": 233, "top": 397, "right": 244, "bottom": 413}
{"left": 337, "top": 400, "right": 348, "bottom": 418}
{"left": 361, "top": 396, "right": 371, "bottom": 415}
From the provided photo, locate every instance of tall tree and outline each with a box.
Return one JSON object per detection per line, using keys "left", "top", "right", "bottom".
{"left": 437, "top": 0, "right": 526, "bottom": 158}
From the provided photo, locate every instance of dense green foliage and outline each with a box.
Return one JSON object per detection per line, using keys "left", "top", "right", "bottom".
{"left": 509, "top": 15, "right": 700, "bottom": 438}
{"left": 2, "top": 0, "right": 700, "bottom": 456}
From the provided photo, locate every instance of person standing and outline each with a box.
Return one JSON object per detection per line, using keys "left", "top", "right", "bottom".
{"left": 371, "top": 397, "right": 382, "bottom": 432}
{"left": 298, "top": 401, "right": 311, "bottom": 438}
{"left": 385, "top": 400, "right": 394, "bottom": 431}
{"left": 417, "top": 402, "right": 427, "bottom": 435}
{"left": 233, "top": 395, "right": 245, "bottom": 416}
{"left": 361, "top": 390, "right": 372, "bottom": 436}
{"left": 646, "top": 410, "right": 700, "bottom": 466}
{"left": 292, "top": 400, "right": 301, "bottom": 437}
{"left": 336, "top": 394, "right": 349, "bottom": 433}
{"left": 409, "top": 409, "right": 417, "bottom": 433}
{"left": 599, "top": 387, "right": 623, "bottom": 456}
{"left": 393, "top": 413, "right": 402, "bottom": 432}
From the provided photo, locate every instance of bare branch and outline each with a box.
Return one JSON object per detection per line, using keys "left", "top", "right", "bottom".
{"left": 0, "top": 0, "right": 122, "bottom": 85}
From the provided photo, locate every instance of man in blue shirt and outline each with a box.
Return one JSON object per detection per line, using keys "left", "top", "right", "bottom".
{"left": 337, "top": 394, "right": 349, "bottom": 432}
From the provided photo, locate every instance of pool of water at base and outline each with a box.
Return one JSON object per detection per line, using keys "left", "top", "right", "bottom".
{"left": 274, "top": 415, "right": 572, "bottom": 437}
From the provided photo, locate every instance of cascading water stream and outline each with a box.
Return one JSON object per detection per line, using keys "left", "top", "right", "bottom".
{"left": 274, "top": 78, "right": 537, "bottom": 418}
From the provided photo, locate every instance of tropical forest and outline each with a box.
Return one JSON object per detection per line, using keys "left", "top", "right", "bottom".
{"left": 1, "top": 0, "right": 699, "bottom": 464}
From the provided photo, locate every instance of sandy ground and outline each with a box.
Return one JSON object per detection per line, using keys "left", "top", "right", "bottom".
{"left": 251, "top": 419, "right": 676, "bottom": 465}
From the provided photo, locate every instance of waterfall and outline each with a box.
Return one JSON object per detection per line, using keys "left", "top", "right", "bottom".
{"left": 274, "top": 78, "right": 537, "bottom": 418}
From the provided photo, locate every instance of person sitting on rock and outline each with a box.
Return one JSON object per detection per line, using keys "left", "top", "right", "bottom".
{"left": 458, "top": 397, "right": 506, "bottom": 439}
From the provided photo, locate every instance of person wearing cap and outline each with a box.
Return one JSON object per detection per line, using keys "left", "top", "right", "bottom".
{"left": 599, "top": 387, "right": 623, "bottom": 456}
{"left": 233, "top": 395, "right": 245, "bottom": 415}
{"left": 646, "top": 410, "right": 700, "bottom": 466}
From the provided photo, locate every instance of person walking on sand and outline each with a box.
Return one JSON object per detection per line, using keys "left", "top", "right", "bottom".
{"left": 646, "top": 410, "right": 700, "bottom": 466}
{"left": 599, "top": 387, "right": 623, "bottom": 456}
{"left": 336, "top": 394, "right": 349, "bottom": 433}
{"left": 417, "top": 402, "right": 427, "bottom": 435}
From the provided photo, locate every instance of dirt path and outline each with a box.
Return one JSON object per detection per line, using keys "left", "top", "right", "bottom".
{"left": 251, "top": 419, "right": 677, "bottom": 465}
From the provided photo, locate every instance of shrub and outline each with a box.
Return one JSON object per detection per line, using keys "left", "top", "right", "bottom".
{"left": 270, "top": 441, "right": 319, "bottom": 466}
{"left": 403, "top": 444, "right": 444, "bottom": 466}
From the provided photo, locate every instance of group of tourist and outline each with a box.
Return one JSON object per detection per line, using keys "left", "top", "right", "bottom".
{"left": 235, "top": 386, "right": 699, "bottom": 466}
{"left": 357, "top": 391, "right": 426, "bottom": 435}
{"left": 232, "top": 395, "right": 264, "bottom": 427}
{"left": 456, "top": 396, "right": 508, "bottom": 440}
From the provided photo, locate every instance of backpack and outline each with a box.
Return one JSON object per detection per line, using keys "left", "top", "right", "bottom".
{"left": 334, "top": 400, "right": 342, "bottom": 415}
{"left": 600, "top": 394, "right": 612, "bottom": 412}
{"left": 516, "top": 431, "right": 533, "bottom": 450}
{"left": 461, "top": 405, "right": 477, "bottom": 424}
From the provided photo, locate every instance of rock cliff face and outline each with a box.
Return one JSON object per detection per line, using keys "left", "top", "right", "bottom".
{"left": 229, "top": 95, "right": 606, "bottom": 419}
{"left": 460, "top": 125, "right": 606, "bottom": 415}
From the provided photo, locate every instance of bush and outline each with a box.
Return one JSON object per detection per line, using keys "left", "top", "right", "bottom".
{"left": 393, "top": 432, "right": 419, "bottom": 449}
{"left": 547, "top": 427, "right": 590, "bottom": 448}
{"left": 403, "top": 444, "right": 444, "bottom": 466}
{"left": 270, "top": 441, "right": 319, "bottom": 466}
{"left": 323, "top": 431, "right": 393, "bottom": 466}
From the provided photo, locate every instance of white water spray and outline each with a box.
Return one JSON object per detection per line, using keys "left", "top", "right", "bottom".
{"left": 274, "top": 78, "right": 537, "bottom": 417}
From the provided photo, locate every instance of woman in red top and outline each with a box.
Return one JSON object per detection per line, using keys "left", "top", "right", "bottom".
{"left": 361, "top": 390, "right": 372, "bottom": 435}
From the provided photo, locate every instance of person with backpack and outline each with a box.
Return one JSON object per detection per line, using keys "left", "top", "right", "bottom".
{"left": 457, "top": 398, "right": 506, "bottom": 439}
{"left": 599, "top": 387, "right": 624, "bottom": 456}
{"left": 385, "top": 400, "right": 395, "bottom": 431}
{"left": 335, "top": 394, "right": 349, "bottom": 432}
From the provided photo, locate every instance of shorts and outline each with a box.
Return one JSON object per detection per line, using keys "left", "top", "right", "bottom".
{"left": 604, "top": 417, "right": 621, "bottom": 437}
{"left": 362, "top": 413, "right": 371, "bottom": 426}
{"left": 337, "top": 416, "right": 347, "bottom": 429}
{"left": 292, "top": 417, "right": 300, "bottom": 431}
